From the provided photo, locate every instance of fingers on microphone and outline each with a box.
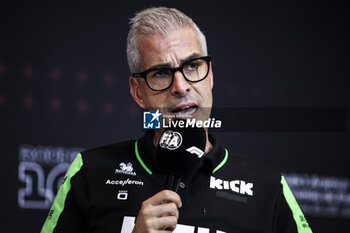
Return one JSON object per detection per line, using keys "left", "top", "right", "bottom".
{"left": 157, "top": 202, "right": 179, "bottom": 219}
{"left": 155, "top": 215, "right": 178, "bottom": 231}
{"left": 137, "top": 190, "right": 182, "bottom": 231}
{"left": 140, "top": 214, "right": 177, "bottom": 232}
{"left": 140, "top": 202, "right": 179, "bottom": 219}
{"left": 155, "top": 190, "right": 182, "bottom": 208}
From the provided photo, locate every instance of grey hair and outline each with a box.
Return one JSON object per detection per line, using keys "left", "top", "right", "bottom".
{"left": 127, "top": 7, "right": 208, "bottom": 73}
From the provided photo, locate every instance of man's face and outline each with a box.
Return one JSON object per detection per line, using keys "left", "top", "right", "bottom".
{"left": 129, "top": 27, "right": 213, "bottom": 122}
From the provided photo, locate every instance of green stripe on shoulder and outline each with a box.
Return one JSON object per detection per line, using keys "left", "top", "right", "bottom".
{"left": 281, "top": 176, "right": 312, "bottom": 233}
{"left": 40, "top": 153, "right": 84, "bottom": 233}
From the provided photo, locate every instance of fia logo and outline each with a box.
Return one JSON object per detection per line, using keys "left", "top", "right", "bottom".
{"left": 159, "top": 130, "right": 183, "bottom": 150}
{"left": 143, "top": 110, "right": 161, "bottom": 129}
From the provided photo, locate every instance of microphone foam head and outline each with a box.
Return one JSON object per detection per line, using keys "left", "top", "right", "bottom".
{"left": 155, "top": 119, "right": 206, "bottom": 178}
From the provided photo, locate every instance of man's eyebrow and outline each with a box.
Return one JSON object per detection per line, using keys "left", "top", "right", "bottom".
{"left": 146, "top": 53, "right": 203, "bottom": 70}
{"left": 147, "top": 62, "right": 172, "bottom": 70}
{"left": 179, "top": 53, "right": 203, "bottom": 64}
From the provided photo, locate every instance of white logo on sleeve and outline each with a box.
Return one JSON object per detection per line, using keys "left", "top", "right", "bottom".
{"left": 186, "top": 146, "right": 204, "bottom": 158}
{"left": 210, "top": 176, "right": 253, "bottom": 196}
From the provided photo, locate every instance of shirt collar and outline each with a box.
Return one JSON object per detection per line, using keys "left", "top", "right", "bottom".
{"left": 202, "top": 134, "right": 228, "bottom": 174}
{"left": 136, "top": 130, "right": 228, "bottom": 175}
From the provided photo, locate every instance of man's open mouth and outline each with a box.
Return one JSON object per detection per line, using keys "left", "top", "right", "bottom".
{"left": 171, "top": 104, "right": 198, "bottom": 118}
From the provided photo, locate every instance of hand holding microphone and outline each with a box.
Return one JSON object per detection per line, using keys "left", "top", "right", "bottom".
{"left": 133, "top": 120, "right": 206, "bottom": 232}
{"left": 132, "top": 190, "right": 182, "bottom": 233}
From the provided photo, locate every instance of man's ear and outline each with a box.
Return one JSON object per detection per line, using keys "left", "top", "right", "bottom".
{"left": 209, "top": 62, "right": 214, "bottom": 89}
{"left": 129, "top": 76, "right": 146, "bottom": 109}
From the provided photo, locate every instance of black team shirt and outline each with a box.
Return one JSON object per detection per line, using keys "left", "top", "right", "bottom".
{"left": 41, "top": 130, "right": 312, "bottom": 233}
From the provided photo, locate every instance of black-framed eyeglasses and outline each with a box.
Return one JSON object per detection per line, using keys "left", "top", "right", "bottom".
{"left": 132, "top": 56, "right": 212, "bottom": 91}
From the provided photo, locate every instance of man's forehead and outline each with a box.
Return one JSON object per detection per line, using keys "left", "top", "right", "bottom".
{"left": 138, "top": 28, "right": 203, "bottom": 70}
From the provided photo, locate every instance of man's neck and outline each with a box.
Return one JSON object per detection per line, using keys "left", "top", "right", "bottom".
{"left": 152, "top": 128, "right": 213, "bottom": 155}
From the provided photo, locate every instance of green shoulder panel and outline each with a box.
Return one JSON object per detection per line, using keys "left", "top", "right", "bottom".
{"left": 40, "top": 153, "right": 84, "bottom": 233}
{"left": 281, "top": 175, "right": 313, "bottom": 233}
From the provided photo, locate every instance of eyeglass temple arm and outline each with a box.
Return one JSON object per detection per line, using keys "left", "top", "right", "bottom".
{"left": 131, "top": 73, "right": 142, "bottom": 78}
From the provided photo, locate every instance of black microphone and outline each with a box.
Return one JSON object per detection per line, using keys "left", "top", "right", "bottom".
{"left": 155, "top": 119, "right": 206, "bottom": 192}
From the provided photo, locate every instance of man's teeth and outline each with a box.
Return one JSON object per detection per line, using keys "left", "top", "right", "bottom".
{"left": 173, "top": 106, "right": 197, "bottom": 117}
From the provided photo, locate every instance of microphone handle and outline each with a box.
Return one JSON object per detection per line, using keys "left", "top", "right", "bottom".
{"left": 164, "top": 173, "right": 181, "bottom": 192}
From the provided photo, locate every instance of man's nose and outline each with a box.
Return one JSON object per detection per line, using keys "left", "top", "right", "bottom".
{"left": 170, "top": 71, "right": 191, "bottom": 97}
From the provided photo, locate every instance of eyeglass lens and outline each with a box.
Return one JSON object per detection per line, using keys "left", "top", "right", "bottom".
{"left": 146, "top": 58, "right": 209, "bottom": 90}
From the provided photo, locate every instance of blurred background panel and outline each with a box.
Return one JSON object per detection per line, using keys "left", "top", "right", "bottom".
{"left": 0, "top": 1, "right": 349, "bottom": 232}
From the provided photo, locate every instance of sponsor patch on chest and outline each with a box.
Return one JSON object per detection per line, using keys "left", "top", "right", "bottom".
{"left": 210, "top": 176, "right": 253, "bottom": 196}
{"left": 115, "top": 162, "right": 136, "bottom": 176}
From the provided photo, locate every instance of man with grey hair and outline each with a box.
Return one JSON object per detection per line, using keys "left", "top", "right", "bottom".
{"left": 41, "top": 7, "right": 312, "bottom": 233}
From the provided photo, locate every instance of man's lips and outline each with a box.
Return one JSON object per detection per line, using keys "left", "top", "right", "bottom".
{"left": 170, "top": 103, "right": 198, "bottom": 118}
